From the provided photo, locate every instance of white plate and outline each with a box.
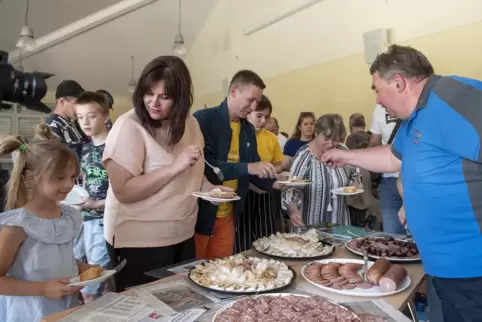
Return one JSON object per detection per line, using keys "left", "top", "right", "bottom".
{"left": 61, "top": 185, "right": 89, "bottom": 205}
{"left": 275, "top": 180, "right": 313, "bottom": 187}
{"left": 68, "top": 270, "right": 116, "bottom": 287}
{"left": 192, "top": 192, "right": 240, "bottom": 202}
{"left": 345, "top": 238, "right": 421, "bottom": 262}
{"left": 331, "top": 187, "right": 364, "bottom": 195}
{"left": 301, "top": 258, "right": 411, "bottom": 297}
{"left": 212, "top": 293, "right": 360, "bottom": 322}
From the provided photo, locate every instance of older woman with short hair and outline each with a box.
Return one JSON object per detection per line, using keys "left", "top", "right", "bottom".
{"left": 282, "top": 114, "right": 360, "bottom": 228}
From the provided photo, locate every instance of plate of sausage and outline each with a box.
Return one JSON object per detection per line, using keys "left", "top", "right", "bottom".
{"left": 301, "top": 258, "right": 410, "bottom": 297}
{"left": 345, "top": 237, "right": 420, "bottom": 262}
{"left": 213, "top": 293, "right": 361, "bottom": 322}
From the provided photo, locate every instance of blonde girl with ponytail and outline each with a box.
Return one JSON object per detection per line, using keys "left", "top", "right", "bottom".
{"left": 0, "top": 124, "right": 97, "bottom": 321}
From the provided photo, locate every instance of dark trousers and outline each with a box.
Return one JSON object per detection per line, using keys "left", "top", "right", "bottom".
{"left": 106, "top": 236, "right": 195, "bottom": 292}
{"left": 348, "top": 206, "right": 367, "bottom": 228}
{"left": 432, "top": 275, "right": 482, "bottom": 322}
{"left": 234, "top": 190, "right": 278, "bottom": 253}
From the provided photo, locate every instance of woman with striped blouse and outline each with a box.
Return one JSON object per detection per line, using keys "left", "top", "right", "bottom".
{"left": 235, "top": 96, "right": 284, "bottom": 252}
{"left": 282, "top": 114, "right": 360, "bottom": 228}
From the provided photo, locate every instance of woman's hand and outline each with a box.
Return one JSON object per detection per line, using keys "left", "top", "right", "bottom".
{"left": 175, "top": 145, "right": 201, "bottom": 172}
{"left": 41, "top": 278, "right": 83, "bottom": 299}
{"left": 289, "top": 209, "right": 305, "bottom": 228}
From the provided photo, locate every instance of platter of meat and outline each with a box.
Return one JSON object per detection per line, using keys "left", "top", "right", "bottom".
{"left": 253, "top": 229, "right": 334, "bottom": 259}
{"left": 301, "top": 258, "right": 410, "bottom": 297}
{"left": 345, "top": 237, "right": 420, "bottom": 262}
{"left": 213, "top": 294, "right": 361, "bottom": 322}
{"left": 188, "top": 254, "right": 295, "bottom": 295}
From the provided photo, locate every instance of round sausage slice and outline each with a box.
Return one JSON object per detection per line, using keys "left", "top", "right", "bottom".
{"left": 355, "top": 282, "right": 373, "bottom": 289}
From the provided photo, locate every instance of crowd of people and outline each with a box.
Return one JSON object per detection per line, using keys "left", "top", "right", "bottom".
{"left": 0, "top": 44, "right": 480, "bottom": 322}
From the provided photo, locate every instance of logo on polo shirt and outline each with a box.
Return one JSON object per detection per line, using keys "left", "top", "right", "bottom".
{"left": 411, "top": 129, "right": 422, "bottom": 145}
{"left": 385, "top": 113, "right": 398, "bottom": 124}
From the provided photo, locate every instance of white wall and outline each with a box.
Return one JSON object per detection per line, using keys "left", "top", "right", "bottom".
{"left": 186, "top": 0, "right": 482, "bottom": 96}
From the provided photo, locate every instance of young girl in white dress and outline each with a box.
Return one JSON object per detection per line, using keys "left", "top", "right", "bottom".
{"left": 0, "top": 124, "right": 98, "bottom": 321}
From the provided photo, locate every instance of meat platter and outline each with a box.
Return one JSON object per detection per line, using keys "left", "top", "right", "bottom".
{"left": 345, "top": 237, "right": 420, "bottom": 262}
{"left": 213, "top": 293, "right": 361, "bottom": 322}
{"left": 252, "top": 229, "right": 335, "bottom": 260}
{"left": 301, "top": 258, "right": 411, "bottom": 297}
{"left": 188, "top": 254, "right": 295, "bottom": 295}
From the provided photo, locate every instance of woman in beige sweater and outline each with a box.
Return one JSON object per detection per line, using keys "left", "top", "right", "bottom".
{"left": 102, "top": 56, "right": 228, "bottom": 291}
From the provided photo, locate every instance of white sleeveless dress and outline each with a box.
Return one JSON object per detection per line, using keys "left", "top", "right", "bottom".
{"left": 0, "top": 205, "right": 82, "bottom": 322}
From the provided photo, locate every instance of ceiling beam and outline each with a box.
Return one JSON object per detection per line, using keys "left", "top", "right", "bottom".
{"left": 8, "top": 0, "right": 157, "bottom": 64}
{"left": 243, "top": 0, "right": 325, "bottom": 36}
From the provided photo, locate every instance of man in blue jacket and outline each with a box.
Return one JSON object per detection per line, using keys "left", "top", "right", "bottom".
{"left": 322, "top": 44, "right": 482, "bottom": 322}
{"left": 194, "top": 70, "right": 282, "bottom": 259}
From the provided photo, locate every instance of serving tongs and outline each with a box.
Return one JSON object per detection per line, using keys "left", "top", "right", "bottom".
{"left": 361, "top": 249, "right": 369, "bottom": 282}
{"left": 114, "top": 258, "right": 127, "bottom": 273}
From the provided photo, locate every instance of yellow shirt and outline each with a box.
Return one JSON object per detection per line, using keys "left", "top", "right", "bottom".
{"left": 256, "top": 128, "right": 284, "bottom": 163}
{"left": 216, "top": 121, "right": 240, "bottom": 218}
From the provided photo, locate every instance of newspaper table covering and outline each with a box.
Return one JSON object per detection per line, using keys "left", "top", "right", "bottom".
{"left": 59, "top": 280, "right": 218, "bottom": 322}
{"left": 59, "top": 293, "right": 170, "bottom": 322}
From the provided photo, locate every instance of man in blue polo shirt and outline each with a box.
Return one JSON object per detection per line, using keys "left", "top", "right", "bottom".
{"left": 322, "top": 44, "right": 482, "bottom": 322}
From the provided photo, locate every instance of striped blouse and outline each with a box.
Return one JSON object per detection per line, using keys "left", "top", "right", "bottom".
{"left": 282, "top": 144, "right": 359, "bottom": 226}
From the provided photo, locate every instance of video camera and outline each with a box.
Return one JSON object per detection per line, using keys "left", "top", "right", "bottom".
{"left": 0, "top": 50, "right": 54, "bottom": 113}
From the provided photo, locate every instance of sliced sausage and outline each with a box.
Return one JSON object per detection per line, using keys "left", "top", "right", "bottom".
{"left": 379, "top": 264, "right": 408, "bottom": 292}
{"left": 347, "top": 276, "right": 364, "bottom": 284}
{"left": 355, "top": 282, "right": 373, "bottom": 289}
{"left": 366, "top": 258, "right": 391, "bottom": 285}
{"left": 321, "top": 264, "right": 340, "bottom": 275}
{"left": 332, "top": 276, "right": 346, "bottom": 283}
{"left": 342, "top": 263, "right": 363, "bottom": 271}
{"left": 341, "top": 283, "right": 356, "bottom": 290}
{"left": 317, "top": 280, "right": 332, "bottom": 287}
{"left": 322, "top": 274, "right": 339, "bottom": 280}
{"left": 333, "top": 279, "right": 348, "bottom": 286}
{"left": 338, "top": 265, "right": 358, "bottom": 276}
{"left": 340, "top": 271, "right": 358, "bottom": 278}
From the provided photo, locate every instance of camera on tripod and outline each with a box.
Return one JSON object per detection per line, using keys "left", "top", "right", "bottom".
{"left": 0, "top": 50, "right": 54, "bottom": 113}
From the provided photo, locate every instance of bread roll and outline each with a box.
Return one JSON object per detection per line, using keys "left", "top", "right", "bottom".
{"left": 80, "top": 266, "right": 101, "bottom": 282}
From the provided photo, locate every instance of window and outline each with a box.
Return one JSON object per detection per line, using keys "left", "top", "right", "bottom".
{"left": 0, "top": 101, "right": 52, "bottom": 171}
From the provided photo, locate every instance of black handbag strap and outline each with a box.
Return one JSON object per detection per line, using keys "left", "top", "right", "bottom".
{"left": 387, "top": 119, "right": 402, "bottom": 145}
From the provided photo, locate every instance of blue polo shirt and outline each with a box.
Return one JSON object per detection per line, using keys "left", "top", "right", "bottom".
{"left": 392, "top": 75, "right": 482, "bottom": 278}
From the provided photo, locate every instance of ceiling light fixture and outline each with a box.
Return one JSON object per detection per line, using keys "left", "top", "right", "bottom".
{"left": 173, "top": 0, "right": 187, "bottom": 56}
{"left": 17, "top": 50, "right": 24, "bottom": 72}
{"left": 128, "top": 55, "right": 137, "bottom": 93}
{"left": 16, "top": 0, "right": 36, "bottom": 51}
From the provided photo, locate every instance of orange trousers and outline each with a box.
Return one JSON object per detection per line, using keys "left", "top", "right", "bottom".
{"left": 195, "top": 215, "right": 234, "bottom": 260}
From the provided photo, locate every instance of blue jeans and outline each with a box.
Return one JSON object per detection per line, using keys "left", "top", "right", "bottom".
{"left": 81, "top": 219, "right": 112, "bottom": 295}
{"left": 379, "top": 177, "right": 405, "bottom": 234}
{"left": 432, "top": 275, "right": 482, "bottom": 322}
